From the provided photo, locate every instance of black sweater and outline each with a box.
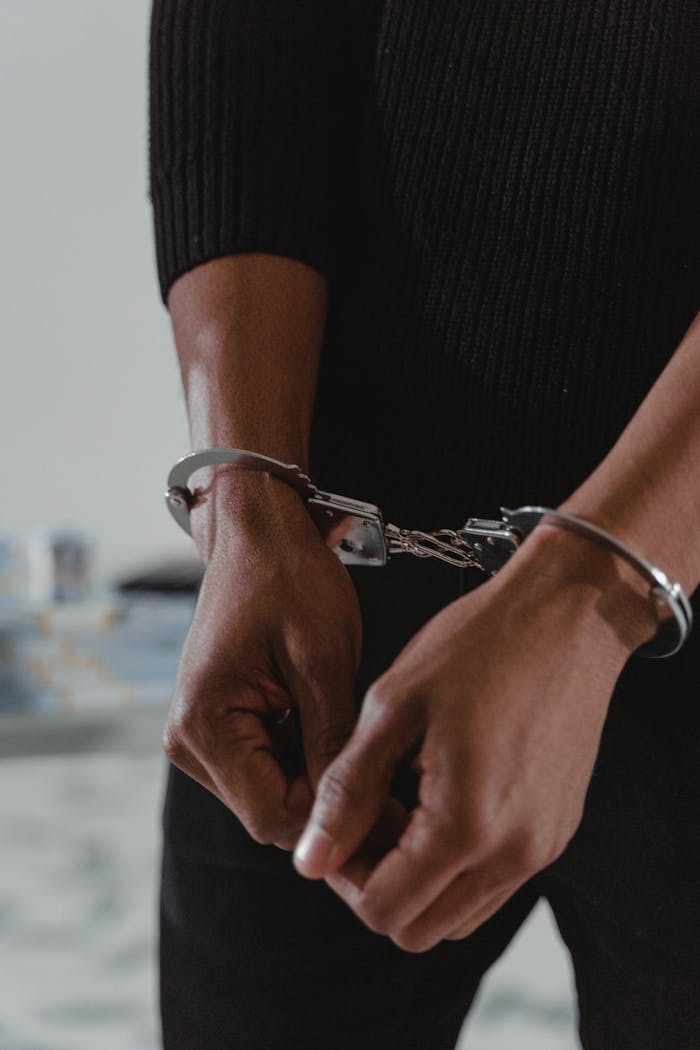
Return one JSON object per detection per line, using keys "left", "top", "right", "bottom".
{"left": 149, "top": 1, "right": 699, "bottom": 528}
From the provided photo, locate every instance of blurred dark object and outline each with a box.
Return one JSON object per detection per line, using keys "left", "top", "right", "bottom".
{"left": 115, "top": 556, "right": 203, "bottom": 594}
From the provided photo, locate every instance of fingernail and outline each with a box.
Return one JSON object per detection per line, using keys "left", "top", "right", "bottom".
{"left": 294, "top": 825, "right": 338, "bottom": 876}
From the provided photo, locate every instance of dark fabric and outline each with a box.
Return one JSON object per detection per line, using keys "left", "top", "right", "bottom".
{"left": 160, "top": 561, "right": 700, "bottom": 1049}
{"left": 149, "top": 0, "right": 700, "bottom": 516}
{"left": 541, "top": 625, "right": 700, "bottom": 1049}
{"left": 150, "top": 4, "right": 700, "bottom": 1046}
{"left": 159, "top": 561, "right": 539, "bottom": 1050}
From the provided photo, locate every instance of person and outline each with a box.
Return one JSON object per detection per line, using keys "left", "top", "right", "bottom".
{"left": 148, "top": 2, "right": 700, "bottom": 1047}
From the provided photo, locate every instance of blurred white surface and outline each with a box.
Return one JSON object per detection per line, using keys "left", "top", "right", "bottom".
{"left": 0, "top": 741, "right": 580, "bottom": 1050}
{"left": 0, "top": 751, "right": 163, "bottom": 1050}
{"left": 460, "top": 905, "right": 579, "bottom": 1049}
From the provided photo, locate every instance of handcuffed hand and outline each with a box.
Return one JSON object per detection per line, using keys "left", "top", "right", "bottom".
{"left": 164, "top": 470, "right": 362, "bottom": 852}
{"left": 293, "top": 527, "right": 650, "bottom": 950}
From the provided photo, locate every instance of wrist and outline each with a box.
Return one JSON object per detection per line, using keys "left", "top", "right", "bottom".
{"left": 507, "top": 523, "right": 659, "bottom": 659}
{"left": 189, "top": 467, "right": 314, "bottom": 561}
{"left": 187, "top": 424, "right": 310, "bottom": 475}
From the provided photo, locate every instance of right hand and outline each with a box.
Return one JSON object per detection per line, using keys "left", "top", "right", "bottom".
{"left": 164, "top": 468, "right": 363, "bottom": 851}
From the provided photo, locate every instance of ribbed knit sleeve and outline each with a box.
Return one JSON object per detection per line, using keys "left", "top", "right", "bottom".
{"left": 149, "top": 0, "right": 367, "bottom": 304}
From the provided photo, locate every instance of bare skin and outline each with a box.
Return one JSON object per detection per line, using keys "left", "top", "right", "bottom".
{"left": 165, "top": 252, "right": 700, "bottom": 948}
{"left": 166, "top": 469, "right": 362, "bottom": 849}
{"left": 293, "top": 308, "right": 700, "bottom": 951}
{"left": 293, "top": 526, "right": 655, "bottom": 949}
{"left": 164, "top": 254, "right": 362, "bottom": 848}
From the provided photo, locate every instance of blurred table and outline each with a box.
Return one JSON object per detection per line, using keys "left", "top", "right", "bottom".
{"left": 0, "top": 592, "right": 195, "bottom": 757}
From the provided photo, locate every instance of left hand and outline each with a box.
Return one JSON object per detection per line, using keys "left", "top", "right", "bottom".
{"left": 293, "top": 526, "right": 656, "bottom": 952}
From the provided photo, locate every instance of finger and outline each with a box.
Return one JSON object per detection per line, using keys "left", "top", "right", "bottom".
{"left": 275, "top": 828, "right": 304, "bottom": 853}
{"left": 293, "top": 684, "right": 422, "bottom": 879}
{"left": 177, "top": 675, "right": 312, "bottom": 844}
{"left": 166, "top": 697, "right": 313, "bottom": 849}
{"left": 389, "top": 868, "right": 516, "bottom": 953}
{"left": 210, "top": 709, "right": 313, "bottom": 839}
{"left": 191, "top": 745, "right": 310, "bottom": 853}
{"left": 283, "top": 651, "right": 359, "bottom": 791}
{"left": 163, "top": 727, "right": 221, "bottom": 799}
{"left": 324, "top": 804, "right": 467, "bottom": 933}
{"left": 443, "top": 885, "right": 520, "bottom": 943}
{"left": 325, "top": 796, "right": 412, "bottom": 893}
{"left": 319, "top": 715, "right": 499, "bottom": 934}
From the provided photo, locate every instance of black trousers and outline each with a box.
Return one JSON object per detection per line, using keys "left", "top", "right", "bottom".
{"left": 160, "top": 556, "right": 700, "bottom": 1049}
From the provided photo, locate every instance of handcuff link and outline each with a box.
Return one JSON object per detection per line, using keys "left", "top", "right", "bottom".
{"left": 165, "top": 449, "right": 692, "bottom": 658}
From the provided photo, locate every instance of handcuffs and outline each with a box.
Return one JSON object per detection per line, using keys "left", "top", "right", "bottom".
{"left": 165, "top": 448, "right": 693, "bottom": 659}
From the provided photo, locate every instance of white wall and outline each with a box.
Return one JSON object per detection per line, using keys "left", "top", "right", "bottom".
{"left": 1, "top": 1, "right": 192, "bottom": 585}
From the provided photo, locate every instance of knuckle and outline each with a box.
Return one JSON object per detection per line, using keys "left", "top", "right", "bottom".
{"left": 355, "top": 894, "right": 395, "bottom": 936}
{"left": 316, "top": 758, "right": 361, "bottom": 816}
{"left": 363, "top": 679, "right": 395, "bottom": 716}
{"left": 391, "top": 928, "right": 434, "bottom": 954}
{"left": 431, "top": 800, "right": 497, "bottom": 862}
{"left": 273, "top": 833, "right": 299, "bottom": 853}
{"left": 162, "top": 721, "right": 189, "bottom": 765}
{"left": 458, "top": 803, "right": 501, "bottom": 859}
{"left": 361, "top": 677, "right": 405, "bottom": 732}
{"left": 509, "top": 828, "right": 562, "bottom": 875}
{"left": 544, "top": 829, "right": 572, "bottom": 867}
{"left": 244, "top": 815, "right": 281, "bottom": 847}
{"left": 167, "top": 688, "right": 220, "bottom": 753}
{"left": 421, "top": 823, "right": 465, "bottom": 868}
{"left": 510, "top": 834, "right": 541, "bottom": 874}
{"left": 166, "top": 692, "right": 199, "bottom": 741}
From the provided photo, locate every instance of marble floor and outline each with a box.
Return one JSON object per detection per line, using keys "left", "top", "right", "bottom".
{"left": 0, "top": 712, "right": 580, "bottom": 1050}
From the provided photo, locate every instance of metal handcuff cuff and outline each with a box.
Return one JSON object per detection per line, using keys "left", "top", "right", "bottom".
{"left": 165, "top": 448, "right": 693, "bottom": 659}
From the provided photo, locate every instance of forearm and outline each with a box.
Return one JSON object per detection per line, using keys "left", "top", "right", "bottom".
{"left": 160, "top": 259, "right": 364, "bottom": 844}
{"left": 150, "top": 0, "right": 374, "bottom": 525}
{"left": 167, "top": 253, "right": 328, "bottom": 555}
{"left": 557, "top": 308, "right": 700, "bottom": 597}
{"left": 151, "top": 0, "right": 336, "bottom": 466}
{"left": 168, "top": 253, "right": 327, "bottom": 467}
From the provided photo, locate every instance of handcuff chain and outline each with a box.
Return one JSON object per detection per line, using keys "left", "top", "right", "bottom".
{"left": 165, "top": 450, "right": 693, "bottom": 658}
{"left": 384, "top": 524, "right": 485, "bottom": 570}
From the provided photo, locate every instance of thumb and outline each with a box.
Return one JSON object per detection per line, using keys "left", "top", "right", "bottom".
{"left": 293, "top": 684, "right": 419, "bottom": 879}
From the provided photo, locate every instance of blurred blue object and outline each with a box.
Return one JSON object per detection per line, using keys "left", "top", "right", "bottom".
{"left": 0, "top": 591, "right": 195, "bottom": 716}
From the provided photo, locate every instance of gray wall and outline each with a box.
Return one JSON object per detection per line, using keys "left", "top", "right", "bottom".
{"left": 2, "top": 1, "right": 191, "bottom": 585}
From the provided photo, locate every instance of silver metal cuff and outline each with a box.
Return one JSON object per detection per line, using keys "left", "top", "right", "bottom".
{"left": 500, "top": 506, "right": 693, "bottom": 659}
{"left": 164, "top": 450, "right": 693, "bottom": 659}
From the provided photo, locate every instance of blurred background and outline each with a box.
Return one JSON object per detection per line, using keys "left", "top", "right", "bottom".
{"left": 1, "top": 2, "right": 579, "bottom": 1047}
